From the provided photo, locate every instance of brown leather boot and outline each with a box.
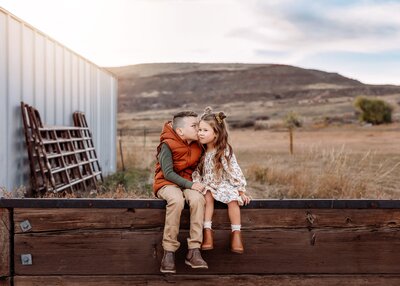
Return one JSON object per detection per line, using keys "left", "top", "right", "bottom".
{"left": 185, "top": 248, "right": 208, "bottom": 269}
{"left": 160, "top": 250, "right": 176, "bottom": 273}
{"left": 230, "top": 230, "right": 244, "bottom": 254}
{"left": 201, "top": 228, "right": 214, "bottom": 250}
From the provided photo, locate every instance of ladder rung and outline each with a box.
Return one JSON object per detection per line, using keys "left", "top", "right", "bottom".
{"left": 47, "top": 148, "right": 95, "bottom": 159}
{"left": 39, "top": 126, "right": 89, "bottom": 131}
{"left": 55, "top": 172, "right": 101, "bottom": 192}
{"left": 41, "top": 137, "right": 92, "bottom": 144}
{"left": 51, "top": 159, "right": 99, "bottom": 174}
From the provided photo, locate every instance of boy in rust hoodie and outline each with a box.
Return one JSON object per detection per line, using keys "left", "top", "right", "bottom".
{"left": 153, "top": 111, "right": 207, "bottom": 273}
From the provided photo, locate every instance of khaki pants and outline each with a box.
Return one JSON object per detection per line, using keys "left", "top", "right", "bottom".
{"left": 157, "top": 185, "right": 205, "bottom": 252}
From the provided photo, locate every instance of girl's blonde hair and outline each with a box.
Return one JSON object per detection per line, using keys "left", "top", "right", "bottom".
{"left": 198, "top": 107, "right": 233, "bottom": 178}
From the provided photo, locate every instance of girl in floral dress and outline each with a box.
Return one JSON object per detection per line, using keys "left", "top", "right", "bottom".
{"left": 193, "top": 107, "right": 251, "bottom": 254}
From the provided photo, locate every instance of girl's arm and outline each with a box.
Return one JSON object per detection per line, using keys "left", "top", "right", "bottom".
{"left": 192, "top": 166, "right": 202, "bottom": 183}
{"left": 221, "top": 151, "right": 247, "bottom": 193}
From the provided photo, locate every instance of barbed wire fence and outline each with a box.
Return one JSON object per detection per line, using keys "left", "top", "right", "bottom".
{"left": 117, "top": 128, "right": 161, "bottom": 171}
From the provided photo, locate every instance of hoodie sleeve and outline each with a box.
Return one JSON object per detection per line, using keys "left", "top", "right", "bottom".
{"left": 159, "top": 143, "right": 194, "bottom": 189}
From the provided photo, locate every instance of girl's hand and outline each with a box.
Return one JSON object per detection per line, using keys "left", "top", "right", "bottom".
{"left": 239, "top": 192, "right": 251, "bottom": 205}
{"left": 192, "top": 182, "right": 205, "bottom": 192}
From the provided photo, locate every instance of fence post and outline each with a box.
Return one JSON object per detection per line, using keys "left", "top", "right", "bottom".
{"left": 143, "top": 128, "right": 147, "bottom": 148}
{"left": 118, "top": 129, "right": 125, "bottom": 171}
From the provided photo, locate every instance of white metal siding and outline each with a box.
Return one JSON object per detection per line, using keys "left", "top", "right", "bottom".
{"left": 0, "top": 7, "right": 117, "bottom": 192}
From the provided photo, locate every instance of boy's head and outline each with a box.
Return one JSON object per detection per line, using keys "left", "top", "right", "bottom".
{"left": 172, "top": 111, "right": 199, "bottom": 143}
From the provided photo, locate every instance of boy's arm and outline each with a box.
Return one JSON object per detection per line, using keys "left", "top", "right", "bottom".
{"left": 159, "top": 143, "right": 194, "bottom": 189}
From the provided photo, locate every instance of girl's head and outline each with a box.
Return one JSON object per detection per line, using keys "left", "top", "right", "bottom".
{"left": 198, "top": 107, "right": 233, "bottom": 176}
{"left": 198, "top": 107, "right": 228, "bottom": 148}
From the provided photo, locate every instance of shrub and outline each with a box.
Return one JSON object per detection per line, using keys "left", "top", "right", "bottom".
{"left": 284, "top": 111, "right": 302, "bottom": 128}
{"left": 353, "top": 96, "right": 393, "bottom": 125}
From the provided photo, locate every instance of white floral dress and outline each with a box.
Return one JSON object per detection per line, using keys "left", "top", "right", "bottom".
{"left": 192, "top": 148, "right": 247, "bottom": 206}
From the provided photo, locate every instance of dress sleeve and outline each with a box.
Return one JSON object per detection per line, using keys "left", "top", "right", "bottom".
{"left": 192, "top": 166, "right": 202, "bottom": 183}
{"left": 221, "top": 150, "right": 247, "bottom": 193}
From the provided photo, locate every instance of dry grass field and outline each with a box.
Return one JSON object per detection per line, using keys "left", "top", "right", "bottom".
{"left": 106, "top": 63, "right": 400, "bottom": 199}
{"left": 114, "top": 123, "right": 400, "bottom": 199}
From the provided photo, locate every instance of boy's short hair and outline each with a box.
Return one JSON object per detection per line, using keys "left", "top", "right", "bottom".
{"left": 173, "top": 111, "right": 198, "bottom": 130}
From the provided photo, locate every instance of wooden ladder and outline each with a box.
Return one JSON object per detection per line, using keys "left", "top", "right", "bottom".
{"left": 21, "top": 102, "right": 103, "bottom": 195}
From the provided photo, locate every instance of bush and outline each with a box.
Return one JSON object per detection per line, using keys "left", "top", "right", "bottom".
{"left": 353, "top": 96, "right": 393, "bottom": 125}
{"left": 284, "top": 111, "right": 302, "bottom": 129}
{"left": 228, "top": 119, "right": 255, "bottom": 129}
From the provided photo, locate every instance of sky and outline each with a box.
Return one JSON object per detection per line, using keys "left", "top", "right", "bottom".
{"left": 0, "top": 0, "right": 400, "bottom": 85}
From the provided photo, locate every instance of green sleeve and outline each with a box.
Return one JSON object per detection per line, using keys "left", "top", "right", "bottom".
{"left": 159, "top": 143, "right": 194, "bottom": 189}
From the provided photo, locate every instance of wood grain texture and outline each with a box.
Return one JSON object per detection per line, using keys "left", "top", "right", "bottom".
{"left": 12, "top": 275, "right": 400, "bottom": 286}
{"left": 0, "top": 208, "right": 10, "bottom": 278}
{"left": 14, "top": 228, "right": 400, "bottom": 275}
{"left": 13, "top": 208, "right": 400, "bottom": 233}
{"left": 0, "top": 278, "right": 11, "bottom": 286}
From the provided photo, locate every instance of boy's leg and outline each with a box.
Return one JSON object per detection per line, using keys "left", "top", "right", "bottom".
{"left": 182, "top": 188, "right": 205, "bottom": 249}
{"left": 157, "top": 185, "right": 185, "bottom": 252}
{"left": 183, "top": 188, "right": 208, "bottom": 269}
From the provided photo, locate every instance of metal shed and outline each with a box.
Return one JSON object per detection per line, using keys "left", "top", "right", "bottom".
{"left": 0, "top": 7, "right": 117, "bottom": 192}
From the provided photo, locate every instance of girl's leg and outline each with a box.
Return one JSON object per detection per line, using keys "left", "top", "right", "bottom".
{"left": 227, "top": 201, "right": 241, "bottom": 226}
{"left": 204, "top": 191, "right": 214, "bottom": 222}
{"left": 202, "top": 191, "right": 215, "bottom": 250}
{"left": 227, "top": 201, "right": 244, "bottom": 254}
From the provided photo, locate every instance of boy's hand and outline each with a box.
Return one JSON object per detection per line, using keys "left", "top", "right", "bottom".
{"left": 192, "top": 182, "right": 205, "bottom": 192}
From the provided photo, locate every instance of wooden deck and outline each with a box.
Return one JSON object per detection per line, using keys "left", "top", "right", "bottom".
{"left": 1, "top": 199, "right": 400, "bottom": 285}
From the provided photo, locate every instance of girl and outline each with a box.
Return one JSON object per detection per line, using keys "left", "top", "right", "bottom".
{"left": 193, "top": 107, "right": 251, "bottom": 254}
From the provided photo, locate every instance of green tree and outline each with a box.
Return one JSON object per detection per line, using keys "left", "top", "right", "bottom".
{"left": 354, "top": 96, "right": 393, "bottom": 125}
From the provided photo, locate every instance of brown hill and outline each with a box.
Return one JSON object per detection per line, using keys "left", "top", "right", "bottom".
{"left": 107, "top": 63, "right": 400, "bottom": 113}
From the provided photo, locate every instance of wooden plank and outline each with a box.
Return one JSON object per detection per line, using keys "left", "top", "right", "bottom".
{"left": 14, "top": 208, "right": 400, "bottom": 233}
{"left": 0, "top": 208, "right": 10, "bottom": 278}
{"left": 12, "top": 275, "right": 400, "bottom": 286}
{"left": 13, "top": 208, "right": 166, "bottom": 233}
{"left": 0, "top": 278, "right": 11, "bottom": 286}
{"left": 14, "top": 228, "right": 400, "bottom": 275}
{"left": 3, "top": 198, "right": 400, "bottom": 209}
{"left": 14, "top": 230, "right": 163, "bottom": 275}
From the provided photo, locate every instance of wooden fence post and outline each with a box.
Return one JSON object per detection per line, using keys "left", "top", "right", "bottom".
{"left": 143, "top": 128, "right": 147, "bottom": 148}
{"left": 118, "top": 129, "right": 125, "bottom": 171}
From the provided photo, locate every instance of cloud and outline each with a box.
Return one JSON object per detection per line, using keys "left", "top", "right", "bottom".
{"left": 229, "top": 0, "right": 400, "bottom": 59}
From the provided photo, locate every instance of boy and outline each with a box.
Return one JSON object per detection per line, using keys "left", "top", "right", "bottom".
{"left": 153, "top": 111, "right": 208, "bottom": 273}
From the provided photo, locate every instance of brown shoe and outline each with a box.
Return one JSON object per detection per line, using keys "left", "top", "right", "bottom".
{"left": 185, "top": 248, "right": 208, "bottom": 269}
{"left": 230, "top": 230, "right": 244, "bottom": 254}
{"left": 201, "top": 228, "right": 214, "bottom": 250}
{"left": 160, "top": 250, "right": 176, "bottom": 273}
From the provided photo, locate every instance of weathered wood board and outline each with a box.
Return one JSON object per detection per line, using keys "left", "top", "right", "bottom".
{"left": 0, "top": 208, "right": 10, "bottom": 278}
{"left": 2, "top": 199, "right": 400, "bottom": 283}
{"left": 13, "top": 208, "right": 400, "bottom": 233}
{"left": 12, "top": 275, "right": 400, "bottom": 286}
{"left": 14, "top": 227, "right": 400, "bottom": 275}
{"left": 0, "top": 278, "right": 11, "bottom": 286}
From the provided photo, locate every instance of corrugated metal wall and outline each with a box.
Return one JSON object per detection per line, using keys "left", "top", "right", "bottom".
{"left": 0, "top": 7, "right": 117, "bottom": 192}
